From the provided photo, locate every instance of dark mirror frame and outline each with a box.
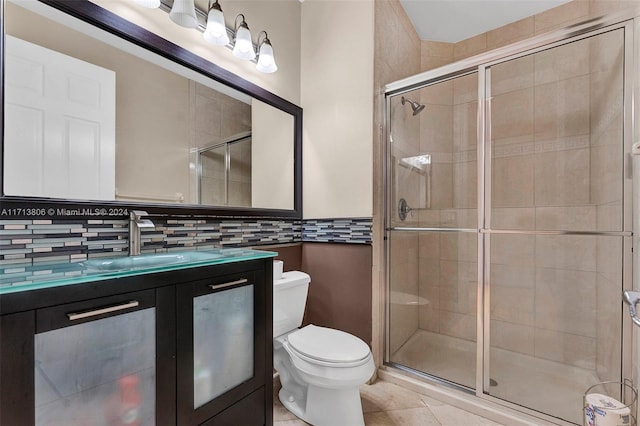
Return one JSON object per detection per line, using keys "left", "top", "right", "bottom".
{"left": 0, "top": 0, "right": 302, "bottom": 219}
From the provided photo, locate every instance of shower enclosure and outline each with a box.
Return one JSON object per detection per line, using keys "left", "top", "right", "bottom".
{"left": 384, "top": 15, "right": 635, "bottom": 425}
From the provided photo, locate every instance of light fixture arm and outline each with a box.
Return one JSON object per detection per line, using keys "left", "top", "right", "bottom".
{"left": 207, "top": 0, "right": 222, "bottom": 13}
{"left": 234, "top": 14, "right": 249, "bottom": 33}
{"left": 257, "top": 30, "right": 269, "bottom": 47}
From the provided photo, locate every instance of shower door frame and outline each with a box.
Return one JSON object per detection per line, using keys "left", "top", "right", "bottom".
{"left": 383, "top": 10, "right": 639, "bottom": 424}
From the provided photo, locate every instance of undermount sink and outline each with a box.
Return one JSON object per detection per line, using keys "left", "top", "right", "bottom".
{"left": 82, "top": 251, "right": 223, "bottom": 272}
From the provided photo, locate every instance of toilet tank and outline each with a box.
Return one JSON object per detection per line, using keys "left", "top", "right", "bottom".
{"left": 273, "top": 271, "right": 310, "bottom": 337}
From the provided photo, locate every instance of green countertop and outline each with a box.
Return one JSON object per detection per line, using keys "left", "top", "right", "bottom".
{"left": 0, "top": 249, "right": 277, "bottom": 295}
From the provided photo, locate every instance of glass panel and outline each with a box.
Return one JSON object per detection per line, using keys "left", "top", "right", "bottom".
{"left": 388, "top": 230, "right": 478, "bottom": 389}
{"left": 35, "top": 308, "right": 156, "bottom": 425}
{"left": 489, "top": 234, "right": 623, "bottom": 424}
{"left": 490, "top": 29, "right": 624, "bottom": 232}
{"left": 390, "top": 73, "right": 478, "bottom": 229}
{"left": 228, "top": 137, "right": 252, "bottom": 207}
{"left": 193, "top": 284, "right": 254, "bottom": 408}
{"left": 200, "top": 146, "right": 226, "bottom": 206}
{"left": 388, "top": 72, "right": 479, "bottom": 389}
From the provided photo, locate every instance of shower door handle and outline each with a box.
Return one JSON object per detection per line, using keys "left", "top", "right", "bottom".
{"left": 623, "top": 291, "right": 640, "bottom": 327}
{"left": 631, "top": 143, "right": 640, "bottom": 328}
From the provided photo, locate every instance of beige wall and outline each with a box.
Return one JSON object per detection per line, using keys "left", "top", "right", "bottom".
{"left": 300, "top": 0, "right": 375, "bottom": 220}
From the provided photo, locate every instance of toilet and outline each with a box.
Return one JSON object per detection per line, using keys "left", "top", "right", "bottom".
{"left": 273, "top": 267, "right": 375, "bottom": 426}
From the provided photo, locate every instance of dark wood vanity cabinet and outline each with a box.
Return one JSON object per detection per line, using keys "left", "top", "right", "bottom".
{"left": 0, "top": 258, "right": 273, "bottom": 426}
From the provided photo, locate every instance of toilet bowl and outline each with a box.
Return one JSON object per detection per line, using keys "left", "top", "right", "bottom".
{"left": 273, "top": 269, "right": 375, "bottom": 426}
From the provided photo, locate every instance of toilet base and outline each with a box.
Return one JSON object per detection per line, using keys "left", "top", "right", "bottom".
{"left": 279, "top": 383, "right": 365, "bottom": 426}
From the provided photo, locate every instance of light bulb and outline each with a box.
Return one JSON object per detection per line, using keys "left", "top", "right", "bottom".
{"left": 256, "top": 40, "right": 277, "bottom": 73}
{"left": 169, "top": 0, "right": 198, "bottom": 29}
{"left": 203, "top": 3, "right": 229, "bottom": 45}
{"left": 233, "top": 24, "right": 255, "bottom": 60}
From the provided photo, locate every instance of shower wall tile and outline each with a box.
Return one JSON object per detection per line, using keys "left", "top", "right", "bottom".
{"left": 453, "top": 161, "right": 477, "bottom": 209}
{"left": 589, "top": 0, "right": 639, "bottom": 17}
{"left": 491, "top": 234, "right": 535, "bottom": 267}
{"left": 590, "top": 70, "right": 623, "bottom": 145}
{"left": 535, "top": 235, "right": 597, "bottom": 271}
{"left": 596, "top": 236, "right": 623, "bottom": 278}
{"left": 438, "top": 310, "right": 476, "bottom": 342}
{"left": 591, "top": 144, "right": 623, "bottom": 206}
{"left": 590, "top": 31, "right": 624, "bottom": 78}
{"left": 430, "top": 163, "right": 454, "bottom": 209}
{"left": 420, "top": 104, "right": 453, "bottom": 152}
{"left": 533, "top": 39, "right": 590, "bottom": 86}
{"left": 491, "top": 285, "right": 534, "bottom": 326}
{"left": 418, "top": 258, "right": 440, "bottom": 331}
{"left": 533, "top": 0, "right": 590, "bottom": 35}
{"left": 490, "top": 320, "right": 534, "bottom": 355}
{"left": 487, "top": 17, "right": 535, "bottom": 50}
{"left": 535, "top": 268, "right": 597, "bottom": 337}
{"left": 534, "top": 147, "right": 591, "bottom": 206}
{"left": 491, "top": 155, "right": 535, "bottom": 208}
{"left": 453, "top": 101, "right": 478, "bottom": 151}
{"left": 491, "top": 207, "right": 535, "bottom": 230}
{"left": 439, "top": 232, "right": 477, "bottom": 263}
{"left": 452, "top": 73, "right": 478, "bottom": 105}
{"left": 534, "top": 328, "right": 596, "bottom": 370}
{"left": 535, "top": 206, "right": 596, "bottom": 231}
{"left": 438, "top": 260, "right": 476, "bottom": 315}
{"left": 490, "top": 55, "right": 534, "bottom": 96}
{"left": 453, "top": 33, "right": 487, "bottom": 61}
{"left": 490, "top": 263, "right": 535, "bottom": 290}
{"left": 419, "top": 80, "right": 453, "bottom": 106}
{"left": 492, "top": 88, "right": 534, "bottom": 141}
{"left": 596, "top": 203, "right": 622, "bottom": 232}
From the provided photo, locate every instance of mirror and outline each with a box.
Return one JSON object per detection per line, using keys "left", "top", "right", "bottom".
{"left": 1, "top": 0, "right": 301, "bottom": 218}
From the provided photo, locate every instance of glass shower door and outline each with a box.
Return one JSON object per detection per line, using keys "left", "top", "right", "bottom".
{"left": 485, "top": 28, "right": 627, "bottom": 423}
{"left": 387, "top": 72, "right": 479, "bottom": 389}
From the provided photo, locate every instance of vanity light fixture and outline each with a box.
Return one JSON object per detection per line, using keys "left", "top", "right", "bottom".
{"left": 169, "top": 0, "right": 198, "bottom": 29}
{"left": 232, "top": 14, "right": 256, "bottom": 60}
{"left": 256, "top": 31, "right": 277, "bottom": 73}
{"left": 133, "top": 0, "right": 277, "bottom": 73}
{"left": 203, "top": 0, "right": 229, "bottom": 46}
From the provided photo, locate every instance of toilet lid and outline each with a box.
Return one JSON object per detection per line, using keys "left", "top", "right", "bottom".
{"left": 287, "top": 325, "right": 371, "bottom": 364}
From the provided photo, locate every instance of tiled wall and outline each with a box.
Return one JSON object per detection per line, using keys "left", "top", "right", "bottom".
{"left": 302, "top": 218, "right": 372, "bottom": 244}
{"left": 0, "top": 217, "right": 373, "bottom": 268}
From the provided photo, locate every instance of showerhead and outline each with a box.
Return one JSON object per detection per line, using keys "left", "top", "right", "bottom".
{"left": 401, "top": 96, "right": 425, "bottom": 116}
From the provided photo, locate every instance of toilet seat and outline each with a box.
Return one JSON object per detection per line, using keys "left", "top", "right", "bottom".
{"left": 287, "top": 325, "right": 371, "bottom": 367}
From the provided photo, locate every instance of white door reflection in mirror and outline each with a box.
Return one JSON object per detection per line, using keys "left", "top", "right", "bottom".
{"left": 4, "top": 35, "right": 116, "bottom": 200}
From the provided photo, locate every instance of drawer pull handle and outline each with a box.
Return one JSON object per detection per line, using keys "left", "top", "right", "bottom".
{"left": 209, "top": 278, "right": 249, "bottom": 291}
{"left": 67, "top": 300, "right": 140, "bottom": 321}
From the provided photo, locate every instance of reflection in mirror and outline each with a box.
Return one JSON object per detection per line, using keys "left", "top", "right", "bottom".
{"left": 3, "top": 0, "right": 295, "bottom": 211}
{"left": 197, "top": 132, "right": 252, "bottom": 206}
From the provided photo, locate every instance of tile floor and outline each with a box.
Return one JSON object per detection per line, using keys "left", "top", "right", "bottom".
{"left": 273, "top": 378, "right": 504, "bottom": 426}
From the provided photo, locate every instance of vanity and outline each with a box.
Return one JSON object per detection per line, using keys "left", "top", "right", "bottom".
{"left": 0, "top": 249, "right": 275, "bottom": 425}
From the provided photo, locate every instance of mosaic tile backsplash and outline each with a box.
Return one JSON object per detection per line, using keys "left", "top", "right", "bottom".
{"left": 302, "top": 218, "right": 373, "bottom": 244}
{"left": 0, "top": 217, "right": 371, "bottom": 267}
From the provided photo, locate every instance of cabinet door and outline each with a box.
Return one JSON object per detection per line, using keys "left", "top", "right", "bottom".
{"left": 34, "top": 290, "right": 158, "bottom": 426}
{"left": 177, "top": 268, "right": 266, "bottom": 425}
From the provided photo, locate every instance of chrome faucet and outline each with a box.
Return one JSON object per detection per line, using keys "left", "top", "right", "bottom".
{"left": 129, "top": 210, "right": 155, "bottom": 256}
